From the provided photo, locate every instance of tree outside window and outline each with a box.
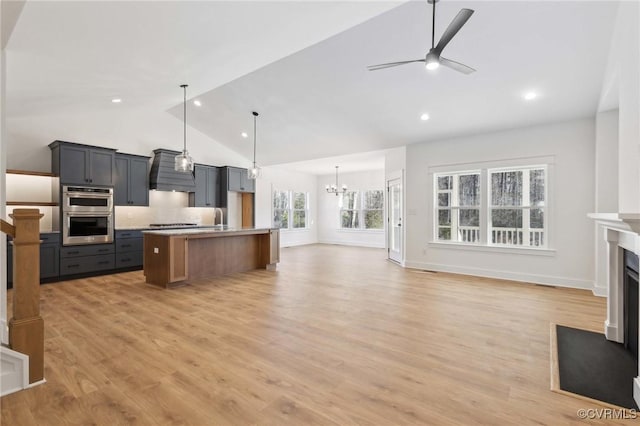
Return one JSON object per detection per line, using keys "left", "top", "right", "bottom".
{"left": 273, "top": 190, "right": 309, "bottom": 230}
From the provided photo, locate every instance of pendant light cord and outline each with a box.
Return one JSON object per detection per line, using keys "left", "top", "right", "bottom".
{"left": 181, "top": 84, "right": 188, "bottom": 152}
{"left": 252, "top": 111, "right": 259, "bottom": 167}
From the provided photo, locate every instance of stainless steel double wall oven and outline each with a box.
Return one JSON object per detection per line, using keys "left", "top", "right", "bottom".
{"left": 60, "top": 185, "right": 114, "bottom": 245}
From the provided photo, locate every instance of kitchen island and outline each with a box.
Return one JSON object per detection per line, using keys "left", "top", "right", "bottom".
{"left": 142, "top": 227, "right": 280, "bottom": 288}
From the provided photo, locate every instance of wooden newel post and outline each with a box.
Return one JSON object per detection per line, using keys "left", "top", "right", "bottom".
{"left": 8, "top": 208, "right": 44, "bottom": 384}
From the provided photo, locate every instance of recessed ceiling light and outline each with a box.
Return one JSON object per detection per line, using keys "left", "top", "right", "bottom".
{"left": 193, "top": 100, "right": 201, "bottom": 107}
{"left": 524, "top": 91, "right": 538, "bottom": 101}
{"left": 111, "top": 98, "right": 122, "bottom": 103}
{"left": 241, "top": 132, "right": 248, "bottom": 138}
{"left": 420, "top": 113, "right": 430, "bottom": 121}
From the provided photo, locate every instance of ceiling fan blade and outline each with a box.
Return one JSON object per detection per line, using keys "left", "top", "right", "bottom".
{"left": 367, "top": 59, "right": 425, "bottom": 71}
{"left": 434, "top": 8, "right": 474, "bottom": 55}
{"left": 439, "top": 57, "right": 476, "bottom": 74}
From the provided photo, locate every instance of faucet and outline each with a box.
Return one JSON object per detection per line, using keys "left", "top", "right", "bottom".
{"left": 213, "top": 208, "right": 224, "bottom": 227}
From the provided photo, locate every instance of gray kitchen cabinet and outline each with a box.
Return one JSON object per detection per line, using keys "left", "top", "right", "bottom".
{"left": 225, "top": 166, "right": 255, "bottom": 193}
{"left": 115, "top": 229, "right": 143, "bottom": 269}
{"left": 6, "top": 232, "right": 60, "bottom": 288}
{"left": 115, "top": 153, "right": 150, "bottom": 206}
{"left": 49, "top": 140, "right": 116, "bottom": 186}
{"left": 189, "top": 164, "right": 220, "bottom": 207}
{"left": 60, "top": 243, "right": 115, "bottom": 276}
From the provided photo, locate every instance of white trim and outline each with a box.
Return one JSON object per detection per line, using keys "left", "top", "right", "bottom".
{"left": 318, "top": 239, "right": 385, "bottom": 249}
{"left": 404, "top": 260, "right": 592, "bottom": 290}
{"left": 427, "top": 241, "right": 556, "bottom": 256}
{"left": 634, "top": 377, "right": 640, "bottom": 410}
{"left": 604, "top": 319, "right": 622, "bottom": 342}
{"left": 336, "top": 229, "right": 383, "bottom": 234}
{"left": 592, "top": 285, "right": 607, "bottom": 297}
{"left": 427, "top": 155, "right": 556, "bottom": 174}
{"left": 0, "top": 345, "right": 29, "bottom": 396}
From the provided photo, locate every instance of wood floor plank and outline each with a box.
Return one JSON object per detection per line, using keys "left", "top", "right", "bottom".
{"left": 2, "top": 244, "right": 636, "bottom": 424}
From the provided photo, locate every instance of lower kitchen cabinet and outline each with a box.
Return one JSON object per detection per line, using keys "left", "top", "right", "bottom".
{"left": 115, "top": 230, "right": 143, "bottom": 269}
{"left": 6, "top": 232, "right": 60, "bottom": 288}
{"left": 60, "top": 243, "right": 115, "bottom": 276}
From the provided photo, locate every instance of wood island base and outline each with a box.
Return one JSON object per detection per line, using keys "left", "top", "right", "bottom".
{"left": 143, "top": 228, "right": 280, "bottom": 288}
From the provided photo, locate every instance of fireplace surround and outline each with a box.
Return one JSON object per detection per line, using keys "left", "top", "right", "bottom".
{"left": 588, "top": 213, "right": 640, "bottom": 408}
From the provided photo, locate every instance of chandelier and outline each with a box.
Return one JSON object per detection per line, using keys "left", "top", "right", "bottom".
{"left": 325, "top": 166, "right": 347, "bottom": 196}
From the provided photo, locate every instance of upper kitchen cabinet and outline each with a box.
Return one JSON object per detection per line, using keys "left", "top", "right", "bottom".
{"left": 189, "top": 164, "right": 220, "bottom": 207}
{"left": 115, "top": 153, "right": 150, "bottom": 206}
{"left": 223, "top": 166, "right": 255, "bottom": 193}
{"left": 49, "top": 140, "right": 116, "bottom": 186}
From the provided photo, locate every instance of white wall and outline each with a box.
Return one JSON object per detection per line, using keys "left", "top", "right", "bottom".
{"left": 6, "top": 106, "right": 250, "bottom": 172}
{"left": 599, "top": 1, "right": 640, "bottom": 213}
{"left": 255, "top": 167, "right": 318, "bottom": 247}
{"left": 593, "top": 109, "right": 619, "bottom": 294}
{"left": 317, "top": 169, "right": 385, "bottom": 248}
{"left": 405, "top": 118, "right": 596, "bottom": 290}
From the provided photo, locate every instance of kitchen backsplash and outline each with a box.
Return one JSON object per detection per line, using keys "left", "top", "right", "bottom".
{"left": 114, "top": 191, "right": 221, "bottom": 228}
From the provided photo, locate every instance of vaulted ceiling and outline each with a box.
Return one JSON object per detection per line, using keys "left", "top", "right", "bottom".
{"left": 5, "top": 1, "right": 619, "bottom": 173}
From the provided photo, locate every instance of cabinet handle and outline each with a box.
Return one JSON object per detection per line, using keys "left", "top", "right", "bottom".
{"left": 121, "top": 258, "right": 131, "bottom": 262}
{"left": 98, "top": 248, "right": 110, "bottom": 253}
{"left": 67, "top": 264, "right": 80, "bottom": 268}
{"left": 67, "top": 250, "right": 80, "bottom": 255}
{"left": 120, "top": 233, "right": 131, "bottom": 237}
{"left": 97, "top": 261, "right": 110, "bottom": 265}
{"left": 121, "top": 244, "right": 131, "bottom": 248}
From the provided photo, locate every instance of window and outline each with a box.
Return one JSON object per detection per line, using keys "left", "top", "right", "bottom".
{"left": 273, "top": 190, "right": 309, "bottom": 230}
{"left": 340, "top": 190, "right": 384, "bottom": 230}
{"left": 490, "top": 167, "right": 545, "bottom": 247}
{"left": 434, "top": 165, "right": 547, "bottom": 248}
{"left": 436, "top": 172, "right": 480, "bottom": 243}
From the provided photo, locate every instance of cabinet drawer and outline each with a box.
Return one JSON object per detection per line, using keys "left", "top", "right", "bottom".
{"left": 40, "top": 233, "right": 60, "bottom": 244}
{"left": 116, "top": 238, "right": 143, "bottom": 253}
{"left": 61, "top": 244, "right": 114, "bottom": 258}
{"left": 115, "top": 230, "right": 143, "bottom": 240}
{"left": 116, "top": 251, "right": 143, "bottom": 268}
{"left": 60, "top": 254, "right": 115, "bottom": 275}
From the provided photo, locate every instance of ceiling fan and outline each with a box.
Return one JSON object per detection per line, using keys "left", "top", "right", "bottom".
{"left": 368, "top": 0, "right": 475, "bottom": 74}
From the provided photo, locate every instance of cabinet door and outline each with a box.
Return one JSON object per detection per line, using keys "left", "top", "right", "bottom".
{"left": 40, "top": 244, "right": 60, "bottom": 279}
{"left": 206, "top": 167, "right": 221, "bottom": 206}
{"left": 114, "top": 156, "right": 129, "bottom": 206}
{"left": 227, "top": 167, "right": 244, "bottom": 192}
{"left": 59, "top": 145, "right": 88, "bottom": 184}
{"left": 240, "top": 171, "right": 255, "bottom": 193}
{"left": 192, "top": 165, "right": 208, "bottom": 206}
{"left": 129, "top": 157, "right": 150, "bottom": 206}
{"left": 89, "top": 149, "right": 115, "bottom": 186}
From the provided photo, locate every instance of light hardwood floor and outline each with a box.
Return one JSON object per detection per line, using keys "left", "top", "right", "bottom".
{"left": 1, "top": 244, "right": 635, "bottom": 425}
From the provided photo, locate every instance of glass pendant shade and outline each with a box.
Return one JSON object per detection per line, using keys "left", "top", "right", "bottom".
{"left": 175, "top": 150, "right": 194, "bottom": 173}
{"left": 248, "top": 165, "right": 261, "bottom": 180}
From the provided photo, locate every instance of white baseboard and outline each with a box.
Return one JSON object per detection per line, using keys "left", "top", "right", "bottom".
{"left": 280, "top": 240, "right": 316, "bottom": 248}
{"left": 605, "top": 320, "right": 623, "bottom": 343}
{"left": 592, "top": 285, "right": 607, "bottom": 297}
{"left": 318, "top": 239, "right": 385, "bottom": 249}
{"left": 404, "top": 260, "right": 593, "bottom": 290}
{"left": 0, "top": 345, "right": 29, "bottom": 396}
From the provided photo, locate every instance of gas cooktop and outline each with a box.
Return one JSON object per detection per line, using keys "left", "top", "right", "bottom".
{"left": 148, "top": 223, "right": 198, "bottom": 228}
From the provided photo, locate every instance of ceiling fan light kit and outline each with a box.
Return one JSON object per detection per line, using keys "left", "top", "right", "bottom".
{"left": 368, "top": 0, "right": 475, "bottom": 75}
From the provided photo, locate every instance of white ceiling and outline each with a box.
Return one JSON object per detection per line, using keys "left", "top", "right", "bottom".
{"left": 5, "top": 1, "right": 619, "bottom": 174}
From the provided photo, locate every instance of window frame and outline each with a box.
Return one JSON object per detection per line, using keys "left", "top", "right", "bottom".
{"left": 431, "top": 159, "right": 551, "bottom": 251}
{"left": 339, "top": 189, "right": 384, "bottom": 231}
{"left": 272, "top": 189, "right": 309, "bottom": 230}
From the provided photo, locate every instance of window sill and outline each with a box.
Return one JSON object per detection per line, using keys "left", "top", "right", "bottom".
{"left": 279, "top": 227, "right": 311, "bottom": 232}
{"left": 338, "top": 229, "right": 384, "bottom": 233}
{"left": 427, "top": 241, "right": 556, "bottom": 256}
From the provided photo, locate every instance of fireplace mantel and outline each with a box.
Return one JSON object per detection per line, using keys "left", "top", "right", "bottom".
{"left": 588, "top": 212, "right": 640, "bottom": 407}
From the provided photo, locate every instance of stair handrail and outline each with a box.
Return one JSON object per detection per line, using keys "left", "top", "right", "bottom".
{"left": 0, "top": 219, "right": 15, "bottom": 237}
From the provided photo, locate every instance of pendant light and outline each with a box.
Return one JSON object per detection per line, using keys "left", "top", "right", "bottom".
{"left": 247, "top": 111, "right": 261, "bottom": 180}
{"left": 175, "top": 84, "right": 194, "bottom": 172}
{"left": 325, "top": 166, "right": 347, "bottom": 196}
